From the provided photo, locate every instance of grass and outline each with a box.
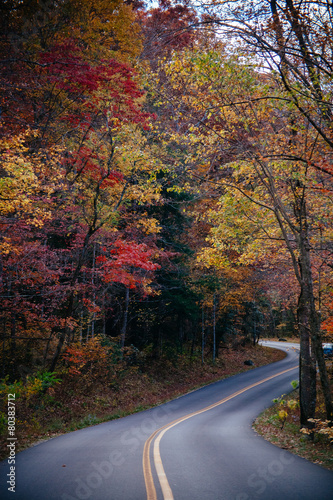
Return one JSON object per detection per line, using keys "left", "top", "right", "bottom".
{"left": 0, "top": 344, "right": 284, "bottom": 461}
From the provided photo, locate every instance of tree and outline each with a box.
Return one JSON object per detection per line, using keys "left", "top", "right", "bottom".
{"left": 196, "top": 0, "right": 333, "bottom": 424}
{"left": 202, "top": 0, "right": 333, "bottom": 145}
{"left": 0, "top": 1, "right": 166, "bottom": 376}
{"left": 0, "top": 131, "right": 66, "bottom": 378}
{"left": 140, "top": 0, "right": 198, "bottom": 66}
{"left": 149, "top": 40, "right": 333, "bottom": 423}
{"left": 0, "top": 0, "right": 142, "bottom": 138}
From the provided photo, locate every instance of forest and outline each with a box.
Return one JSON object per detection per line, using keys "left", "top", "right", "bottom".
{"left": 0, "top": 0, "right": 332, "bottom": 440}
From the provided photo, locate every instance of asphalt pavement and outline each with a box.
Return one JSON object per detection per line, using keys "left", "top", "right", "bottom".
{"left": 1, "top": 342, "right": 332, "bottom": 499}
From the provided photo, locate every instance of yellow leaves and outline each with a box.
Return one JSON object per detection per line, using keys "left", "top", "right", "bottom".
{"left": 278, "top": 409, "right": 288, "bottom": 421}
{"left": 25, "top": 378, "right": 43, "bottom": 399}
{"left": 137, "top": 216, "right": 161, "bottom": 235}
{"left": 196, "top": 170, "right": 291, "bottom": 271}
{"left": 0, "top": 238, "right": 21, "bottom": 256}
{"left": 0, "top": 136, "right": 39, "bottom": 217}
{"left": 287, "top": 399, "right": 298, "bottom": 411}
{"left": 0, "top": 132, "right": 62, "bottom": 247}
{"left": 197, "top": 246, "right": 231, "bottom": 270}
{"left": 129, "top": 185, "right": 161, "bottom": 205}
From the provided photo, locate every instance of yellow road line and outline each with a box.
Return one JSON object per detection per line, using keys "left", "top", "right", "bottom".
{"left": 143, "top": 430, "right": 158, "bottom": 500}
{"left": 143, "top": 365, "right": 298, "bottom": 500}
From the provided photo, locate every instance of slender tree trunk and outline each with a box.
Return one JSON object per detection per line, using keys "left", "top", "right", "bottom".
{"left": 201, "top": 304, "right": 205, "bottom": 365}
{"left": 1, "top": 317, "right": 6, "bottom": 379}
{"left": 253, "top": 305, "right": 257, "bottom": 346}
{"left": 10, "top": 313, "right": 16, "bottom": 356}
{"left": 271, "top": 179, "right": 332, "bottom": 425}
{"left": 190, "top": 326, "right": 196, "bottom": 357}
{"left": 102, "top": 289, "right": 106, "bottom": 336}
{"left": 121, "top": 287, "right": 129, "bottom": 354}
{"left": 43, "top": 330, "right": 54, "bottom": 367}
{"left": 312, "top": 333, "right": 333, "bottom": 421}
{"left": 269, "top": 302, "right": 276, "bottom": 338}
{"left": 212, "top": 293, "right": 216, "bottom": 364}
{"left": 49, "top": 292, "right": 75, "bottom": 372}
{"left": 179, "top": 320, "right": 184, "bottom": 355}
{"left": 158, "top": 327, "right": 162, "bottom": 357}
{"left": 91, "top": 242, "right": 96, "bottom": 339}
{"left": 10, "top": 313, "right": 16, "bottom": 379}
{"left": 49, "top": 327, "right": 66, "bottom": 373}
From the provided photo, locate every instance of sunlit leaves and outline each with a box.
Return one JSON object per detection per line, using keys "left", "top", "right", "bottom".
{"left": 0, "top": 131, "right": 61, "bottom": 240}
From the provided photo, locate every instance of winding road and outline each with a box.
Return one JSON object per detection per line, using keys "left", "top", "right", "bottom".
{"left": 1, "top": 342, "right": 333, "bottom": 499}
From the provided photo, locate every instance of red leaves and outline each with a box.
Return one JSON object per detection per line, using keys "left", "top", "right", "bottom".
{"left": 40, "top": 41, "right": 98, "bottom": 93}
{"left": 142, "top": 0, "right": 198, "bottom": 56}
{"left": 39, "top": 41, "right": 151, "bottom": 130}
{"left": 110, "top": 239, "right": 160, "bottom": 270}
{"left": 97, "top": 239, "right": 160, "bottom": 288}
{"left": 64, "top": 146, "right": 124, "bottom": 186}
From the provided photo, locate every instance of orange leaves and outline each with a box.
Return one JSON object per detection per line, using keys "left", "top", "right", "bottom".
{"left": 63, "top": 337, "right": 108, "bottom": 376}
{"left": 64, "top": 0, "right": 142, "bottom": 63}
{"left": 82, "top": 298, "right": 101, "bottom": 314}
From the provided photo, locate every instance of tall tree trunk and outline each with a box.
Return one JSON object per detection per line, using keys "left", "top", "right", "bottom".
{"left": 272, "top": 177, "right": 332, "bottom": 425}
{"left": 297, "top": 287, "right": 317, "bottom": 426}
{"left": 201, "top": 304, "right": 205, "bottom": 365}
{"left": 298, "top": 237, "right": 333, "bottom": 423}
{"left": 91, "top": 242, "right": 96, "bottom": 339}
{"left": 43, "top": 330, "right": 54, "bottom": 367}
{"left": 10, "top": 312, "right": 16, "bottom": 380}
{"left": 49, "top": 293, "right": 75, "bottom": 372}
{"left": 102, "top": 289, "right": 106, "bottom": 336}
{"left": 190, "top": 325, "right": 196, "bottom": 357}
{"left": 253, "top": 303, "right": 257, "bottom": 346}
{"left": 312, "top": 332, "right": 333, "bottom": 421}
{"left": 121, "top": 287, "right": 130, "bottom": 355}
{"left": 212, "top": 293, "right": 216, "bottom": 364}
{"left": 179, "top": 320, "right": 184, "bottom": 355}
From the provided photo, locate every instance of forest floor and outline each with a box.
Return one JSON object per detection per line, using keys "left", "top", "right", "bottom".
{"left": 1, "top": 343, "right": 332, "bottom": 471}
{"left": 1, "top": 343, "right": 282, "bottom": 461}
{"left": 253, "top": 359, "right": 333, "bottom": 471}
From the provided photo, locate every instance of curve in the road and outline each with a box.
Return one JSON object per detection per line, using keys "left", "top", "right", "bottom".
{"left": 1, "top": 342, "right": 332, "bottom": 500}
{"left": 143, "top": 365, "right": 298, "bottom": 500}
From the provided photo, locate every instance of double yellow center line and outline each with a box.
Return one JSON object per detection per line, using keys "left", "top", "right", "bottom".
{"left": 142, "top": 365, "right": 298, "bottom": 500}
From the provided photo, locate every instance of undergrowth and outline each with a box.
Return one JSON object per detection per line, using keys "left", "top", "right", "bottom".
{"left": 253, "top": 383, "right": 333, "bottom": 471}
{"left": 0, "top": 343, "right": 284, "bottom": 460}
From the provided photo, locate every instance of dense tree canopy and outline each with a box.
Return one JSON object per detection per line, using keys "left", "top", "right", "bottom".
{"left": 1, "top": 0, "right": 332, "bottom": 426}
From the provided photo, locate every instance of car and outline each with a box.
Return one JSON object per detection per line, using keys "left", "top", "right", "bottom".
{"left": 322, "top": 343, "right": 333, "bottom": 357}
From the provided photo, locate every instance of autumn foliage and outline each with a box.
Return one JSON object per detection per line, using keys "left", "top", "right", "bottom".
{"left": 0, "top": 0, "right": 332, "bottom": 430}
